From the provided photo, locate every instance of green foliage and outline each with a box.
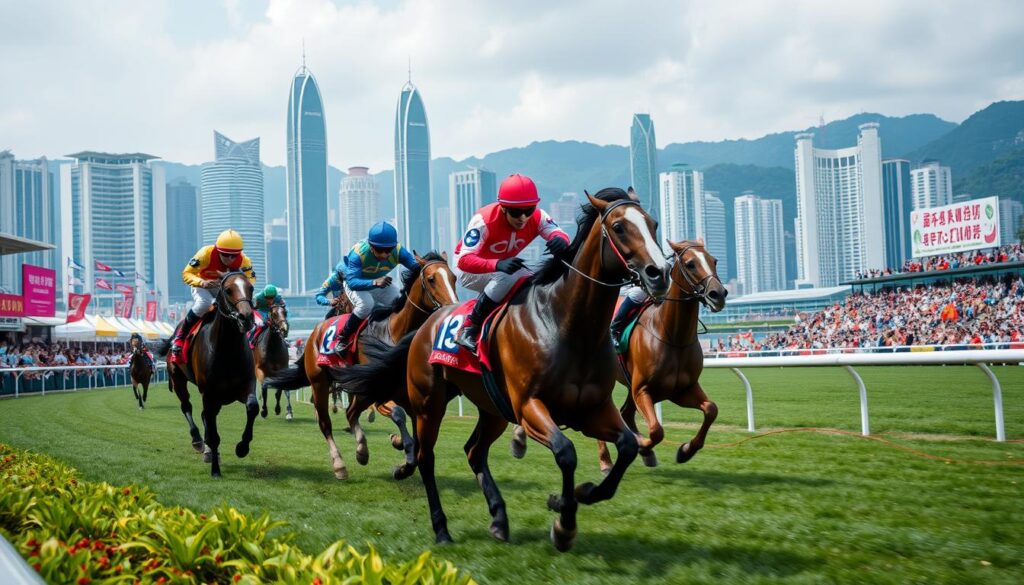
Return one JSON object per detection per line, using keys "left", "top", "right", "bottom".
{"left": 905, "top": 100, "right": 1024, "bottom": 177}
{"left": 954, "top": 147, "right": 1024, "bottom": 199}
{"left": 0, "top": 445, "right": 476, "bottom": 585}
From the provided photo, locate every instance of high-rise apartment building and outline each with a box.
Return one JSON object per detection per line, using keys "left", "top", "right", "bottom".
{"left": 911, "top": 160, "right": 953, "bottom": 210}
{"left": 394, "top": 81, "right": 432, "bottom": 252}
{"left": 734, "top": 193, "right": 785, "bottom": 295}
{"left": 702, "top": 191, "right": 729, "bottom": 280}
{"left": 165, "top": 178, "right": 199, "bottom": 303}
{"left": 630, "top": 113, "right": 659, "bottom": 220}
{"left": 1000, "top": 197, "right": 1023, "bottom": 244}
{"left": 882, "top": 159, "right": 913, "bottom": 269}
{"left": 266, "top": 217, "right": 290, "bottom": 287}
{"left": 446, "top": 168, "right": 497, "bottom": 251}
{"left": 339, "top": 167, "right": 379, "bottom": 255}
{"left": 659, "top": 164, "right": 704, "bottom": 250}
{"left": 550, "top": 192, "right": 580, "bottom": 239}
{"left": 794, "top": 123, "right": 884, "bottom": 287}
{"left": 0, "top": 151, "right": 55, "bottom": 294}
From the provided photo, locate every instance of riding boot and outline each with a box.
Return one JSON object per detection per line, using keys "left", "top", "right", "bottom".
{"left": 610, "top": 296, "right": 643, "bottom": 350}
{"left": 333, "top": 314, "right": 366, "bottom": 356}
{"left": 454, "top": 293, "right": 499, "bottom": 354}
{"left": 172, "top": 310, "right": 200, "bottom": 355}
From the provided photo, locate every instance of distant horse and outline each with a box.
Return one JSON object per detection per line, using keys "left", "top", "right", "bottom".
{"left": 254, "top": 304, "right": 291, "bottom": 419}
{"left": 337, "top": 188, "right": 668, "bottom": 550}
{"left": 158, "top": 272, "right": 257, "bottom": 477}
{"left": 268, "top": 252, "right": 458, "bottom": 480}
{"left": 129, "top": 336, "right": 153, "bottom": 410}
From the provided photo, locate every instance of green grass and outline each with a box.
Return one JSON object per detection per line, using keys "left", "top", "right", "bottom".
{"left": 1, "top": 365, "right": 1023, "bottom": 584}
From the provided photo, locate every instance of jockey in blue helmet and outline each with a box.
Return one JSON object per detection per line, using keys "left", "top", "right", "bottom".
{"left": 332, "top": 221, "right": 418, "bottom": 355}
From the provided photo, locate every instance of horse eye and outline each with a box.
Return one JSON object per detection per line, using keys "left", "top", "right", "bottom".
{"left": 686, "top": 261, "right": 696, "bottom": 270}
{"left": 428, "top": 276, "right": 435, "bottom": 282}
{"left": 612, "top": 223, "right": 625, "bottom": 234}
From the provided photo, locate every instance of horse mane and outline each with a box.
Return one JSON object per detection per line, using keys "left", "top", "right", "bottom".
{"left": 528, "top": 187, "right": 632, "bottom": 287}
{"left": 369, "top": 250, "right": 447, "bottom": 321}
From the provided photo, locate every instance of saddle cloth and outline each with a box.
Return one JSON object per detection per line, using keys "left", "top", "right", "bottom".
{"left": 314, "top": 314, "right": 368, "bottom": 367}
{"left": 615, "top": 299, "right": 654, "bottom": 355}
{"left": 246, "top": 311, "right": 267, "bottom": 350}
{"left": 169, "top": 317, "right": 207, "bottom": 365}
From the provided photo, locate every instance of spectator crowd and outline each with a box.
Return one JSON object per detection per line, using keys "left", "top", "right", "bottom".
{"left": 855, "top": 243, "right": 1023, "bottom": 280}
{"left": 0, "top": 340, "right": 141, "bottom": 394}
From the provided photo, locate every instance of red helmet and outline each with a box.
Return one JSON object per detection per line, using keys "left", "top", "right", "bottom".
{"left": 497, "top": 174, "right": 540, "bottom": 208}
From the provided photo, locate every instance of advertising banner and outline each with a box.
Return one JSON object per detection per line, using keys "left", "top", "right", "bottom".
{"left": 67, "top": 293, "right": 92, "bottom": 323}
{"left": 120, "top": 291, "right": 135, "bottom": 319}
{"left": 910, "top": 196, "right": 1000, "bottom": 257}
{"left": 145, "top": 301, "right": 158, "bottom": 321}
{"left": 0, "top": 294, "right": 24, "bottom": 317}
{"left": 22, "top": 264, "right": 56, "bottom": 317}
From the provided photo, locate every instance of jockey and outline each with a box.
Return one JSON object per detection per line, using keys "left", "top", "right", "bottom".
{"left": 453, "top": 174, "right": 570, "bottom": 352}
{"left": 610, "top": 286, "right": 650, "bottom": 349}
{"left": 333, "top": 221, "right": 419, "bottom": 355}
{"left": 253, "top": 283, "right": 285, "bottom": 331}
{"left": 314, "top": 262, "right": 348, "bottom": 319}
{"left": 172, "top": 229, "right": 257, "bottom": 355}
{"left": 129, "top": 332, "right": 156, "bottom": 369}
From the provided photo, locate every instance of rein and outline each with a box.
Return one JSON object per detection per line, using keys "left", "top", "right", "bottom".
{"left": 215, "top": 273, "right": 254, "bottom": 330}
{"left": 559, "top": 199, "right": 649, "bottom": 290}
{"left": 662, "top": 244, "right": 722, "bottom": 307}
{"left": 406, "top": 261, "right": 449, "bottom": 314}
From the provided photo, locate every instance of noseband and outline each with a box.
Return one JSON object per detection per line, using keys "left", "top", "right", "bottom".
{"left": 664, "top": 244, "right": 723, "bottom": 307}
{"left": 406, "top": 261, "right": 450, "bottom": 314}
{"left": 561, "top": 199, "right": 658, "bottom": 294}
{"left": 216, "top": 273, "right": 254, "bottom": 329}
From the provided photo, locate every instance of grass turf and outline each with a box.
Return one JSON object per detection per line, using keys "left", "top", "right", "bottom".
{"left": 0, "top": 365, "right": 1022, "bottom": 584}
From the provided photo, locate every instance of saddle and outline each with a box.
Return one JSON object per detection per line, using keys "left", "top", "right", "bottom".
{"left": 615, "top": 299, "right": 654, "bottom": 355}
{"left": 169, "top": 314, "right": 210, "bottom": 366}
{"left": 314, "top": 314, "right": 370, "bottom": 367}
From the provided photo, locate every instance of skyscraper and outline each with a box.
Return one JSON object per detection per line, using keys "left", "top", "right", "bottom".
{"left": 911, "top": 160, "right": 953, "bottom": 210}
{"left": 201, "top": 131, "right": 265, "bottom": 283}
{"left": 165, "top": 178, "right": 199, "bottom": 303}
{"left": 794, "top": 123, "right": 884, "bottom": 287}
{"left": 702, "top": 191, "right": 729, "bottom": 280}
{"left": 882, "top": 159, "right": 913, "bottom": 270}
{"left": 287, "top": 62, "right": 330, "bottom": 293}
{"left": 0, "top": 151, "right": 55, "bottom": 294}
{"left": 339, "top": 167, "right": 379, "bottom": 254}
{"left": 267, "top": 217, "right": 290, "bottom": 287}
{"left": 550, "top": 192, "right": 580, "bottom": 239}
{"left": 1000, "top": 197, "right": 1023, "bottom": 244}
{"left": 735, "top": 193, "right": 786, "bottom": 295}
{"left": 659, "top": 164, "right": 704, "bottom": 250}
{"left": 446, "top": 168, "right": 497, "bottom": 251}
{"left": 630, "top": 113, "right": 659, "bottom": 220}
{"left": 59, "top": 152, "right": 167, "bottom": 306}
{"left": 394, "top": 80, "right": 432, "bottom": 252}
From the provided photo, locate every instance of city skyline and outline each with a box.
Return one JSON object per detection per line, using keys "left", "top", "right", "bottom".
{"left": 394, "top": 80, "right": 433, "bottom": 252}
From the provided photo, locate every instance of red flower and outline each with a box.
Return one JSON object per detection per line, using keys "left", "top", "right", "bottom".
{"left": 313, "top": 577, "right": 323, "bottom": 585}
{"left": 32, "top": 563, "right": 41, "bottom": 572}
{"left": 122, "top": 488, "right": 131, "bottom": 495}
{"left": 115, "top": 566, "right": 123, "bottom": 574}
{"left": 77, "top": 578, "right": 91, "bottom": 585}
{"left": 234, "top": 575, "right": 241, "bottom": 582}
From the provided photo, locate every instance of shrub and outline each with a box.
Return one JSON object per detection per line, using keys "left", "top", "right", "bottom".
{"left": 0, "top": 444, "right": 476, "bottom": 584}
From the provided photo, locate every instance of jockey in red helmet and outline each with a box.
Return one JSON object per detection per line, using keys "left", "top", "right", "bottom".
{"left": 453, "top": 174, "right": 570, "bottom": 352}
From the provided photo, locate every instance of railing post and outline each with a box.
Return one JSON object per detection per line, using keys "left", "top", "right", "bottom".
{"left": 844, "top": 365, "right": 869, "bottom": 436}
{"left": 458, "top": 396, "right": 464, "bottom": 417}
{"left": 730, "top": 368, "right": 755, "bottom": 432}
{"left": 976, "top": 363, "right": 1005, "bottom": 442}
{"left": 14, "top": 372, "right": 22, "bottom": 398}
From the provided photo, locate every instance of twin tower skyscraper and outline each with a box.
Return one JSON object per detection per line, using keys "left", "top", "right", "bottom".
{"left": 286, "top": 60, "right": 431, "bottom": 293}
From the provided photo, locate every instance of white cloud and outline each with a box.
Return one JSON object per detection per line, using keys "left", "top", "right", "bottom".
{"left": 1, "top": 0, "right": 1022, "bottom": 170}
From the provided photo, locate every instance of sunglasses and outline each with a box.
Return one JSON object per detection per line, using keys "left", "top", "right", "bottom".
{"left": 371, "top": 246, "right": 394, "bottom": 255}
{"left": 220, "top": 252, "right": 239, "bottom": 259}
{"left": 504, "top": 206, "right": 535, "bottom": 219}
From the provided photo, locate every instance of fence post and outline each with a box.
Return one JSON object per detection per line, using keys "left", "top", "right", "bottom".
{"left": 730, "top": 368, "right": 755, "bottom": 432}
{"left": 976, "top": 363, "right": 1005, "bottom": 442}
{"left": 844, "top": 365, "right": 870, "bottom": 436}
{"left": 14, "top": 372, "right": 22, "bottom": 398}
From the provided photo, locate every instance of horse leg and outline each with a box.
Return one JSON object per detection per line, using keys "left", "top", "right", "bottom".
{"left": 172, "top": 372, "right": 203, "bottom": 452}
{"left": 574, "top": 399, "right": 639, "bottom": 507}
{"left": 519, "top": 398, "right": 579, "bottom": 552}
{"left": 274, "top": 388, "right": 282, "bottom": 416}
{"left": 236, "top": 388, "right": 259, "bottom": 458}
{"left": 142, "top": 378, "right": 149, "bottom": 404}
{"left": 313, "top": 379, "right": 348, "bottom": 479}
{"left": 631, "top": 386, "right": 664, "bottom": 467}
{"left": 509, "top": 425, "right": 527, "bottom": 459}
{"left": 597, "top": 392, "right": 639, "bottom": 473}
{"left": 389, "top": 405, "right": 417, "bottom": 480}
{"left": 413, "top": 401, "right": 452, "bottom": 544}
{"left": 200, "top": 397, "right": 223, "bottom": 477}
{"left": 465, "top": 411, "right": 511, "bottom": 541}
{"left": 258, "top": 371, "right": 269, "bottom": 419}
{"left": 671, "top": 383, "right": 718, "bottom": 464}
{"left": 132, "top": 380, "right": 143, "bottom": 410}
{"left": 346, "top": 393, "right": 370, "bottom": 466}
{"left": 284, "top": 389, "right": 293, "bottom": 420}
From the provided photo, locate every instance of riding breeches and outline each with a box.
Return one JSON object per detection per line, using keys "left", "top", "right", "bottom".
{"left": 190, "top": 286, "right": 219, "bottom": 315}
{"left": 458, "top": 268, "right": 532, "bottom": 302}
{"left": 623, "top": 285, "right": 649, "bottom": 303}
{"left": 344, "top": 281, "right": 401, "bottom": 319}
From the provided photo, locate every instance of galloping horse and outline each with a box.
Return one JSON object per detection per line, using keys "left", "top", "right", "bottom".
{"left": 159, "top": 272, "right": 257, "bottom": 477}
{"left": 129, "top": 336, "right": 153, "bottom": 410}
{"left": 338, "top": 188, "right": 669, "bottom": 550}
{"left": 254, "top": 304, "right": 291, "bottom": 419}
{"left": 593, "top": 240, "right": 727, "bottom": 470}
{"left": 267, "top": 252, "right": 458, "bottom": 480}
{"left": 325, "top": 294, "right": 354, "bottom": 414}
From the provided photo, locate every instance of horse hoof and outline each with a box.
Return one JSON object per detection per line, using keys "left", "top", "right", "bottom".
{"left": 575, "top": 481, "right": 598, "bottom": 505}
{"left": 138, "top": 406, "right": 144, "bottom": 411}
{"left": 192, "top": 441, "right": 205, "bottom": 454}
{"left": 435, "top": 531, "right": 454, "bottom": 545}
{"left": 367, "top": 410, "right": 376, "bottom": 423}
{"left": 202, "top": 447, "right": 213, "bottom": 463}
{"left": 642, "top": 450, "right": 659, "bottom": 467}
{"left": 275, "top": 405, "right": 281, "bottom": 416}
{"left": 342, "top": 426, "right": 353, "bottom": 434}
{"left": 510, "top": 439, "right": 526, "bottom": 459}
{"left": 389, "top": 434, "right": 403, "bottom": 450}
{"left": 490, "top": 522, "right": 510, "bottom": 543}
{"left": 211, "top": 471, "right": 222, "bottom": 479}
{"left": 546, "top": 494, "right": 562, "bottom": 513}
{"left": 599, "top": 465, "right": 612, "bottom": 476}
{"left": 550, "top": 519, "right": 576, "bottom": 552}
{"left": 286, "top": 412, "right": 293, "bottom": 421}
{"left": 235, "top": 442, "right": 250, "bottom": 458}
{"left": 355, "top": 447, "right": 369, "bottom": 466}
{"left": 334, "top": 467, "right": 349, "bottom": 480}
{"left": 393, "top": 464, "right": 415, "bottom": 480}
{"left": 676, "top": 442, "right": 697, "bottom": 464}
{"left": 331, "top": 405, "right": 338, "bottom": 414}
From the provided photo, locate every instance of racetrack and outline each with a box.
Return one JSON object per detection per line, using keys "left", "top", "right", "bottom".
{"left": 1, "top": 365, "right": 1022, "bottom": 584}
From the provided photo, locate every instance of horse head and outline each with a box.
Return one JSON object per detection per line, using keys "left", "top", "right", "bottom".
{"left": 584, "top": 188, "right": 669, "bottom": 298}
{"left": 217, "top": 272, "right": 255, "bottom": 333}
{"left": 667, "top": 239, "right": 727, "bottom": 312}
{"left": 268, "top": 304, "right": 289, "bottom": 338}
{"left": 130, "top": 336, "right": 145, "bottom": 355}
{"left": 407, "top": 251, "right": 459, "bottom": 313}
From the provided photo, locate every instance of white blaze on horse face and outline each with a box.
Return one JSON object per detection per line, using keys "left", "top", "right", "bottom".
{"left": 437, "top": 267, "right": 457, "bottom": 304}
{"left": 623, "top": 207, "right": 668, "bottom": 271}
{"left": 694, "top": 249, "right": 713, "bottom": 277}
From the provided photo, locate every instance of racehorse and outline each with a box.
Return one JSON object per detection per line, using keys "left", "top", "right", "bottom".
{"left": 337, "top": 188, "right": 669, "bottom": 550}
{"left": 325, "top": 293, "right": 354, "bottom": 414}
{"left": 267, "top": 252, "right": 458, "bottom": 480}
{"left": 593, "top": 239, "right": 727, "bottom": 470}
{"left": 129, "top": 336, "right": 153, "bottom": 410}
{"left": 158, "top": 272, "right": 257, "bottom": 477}
{"left": 254, "top": 304, "right": 291, "bottom": 419}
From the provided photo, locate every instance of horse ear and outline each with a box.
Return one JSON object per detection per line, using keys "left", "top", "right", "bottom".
{"left": 627, "top": 186, "right": 640, "bottom": 202}
{"left": 415, "top": 252, "right": 426, "bottom": 265}
{"left": 441, "top": 250, "right": 449, "bottom": 261}
{"left": 586, "top": 191, "right": 609, "bottom": 211}
{"left": 696, "top": 237, "right": 705, "bottom": 245}
{"left": 667, "top": 239, "right": 684, "bottom": 252}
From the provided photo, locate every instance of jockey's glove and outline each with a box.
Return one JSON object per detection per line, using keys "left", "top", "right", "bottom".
{"left": 495, "top": 257, "right": 526, "bottom": 274}
{"left": 545, "top": 237, "right": 570, "bottom": 256}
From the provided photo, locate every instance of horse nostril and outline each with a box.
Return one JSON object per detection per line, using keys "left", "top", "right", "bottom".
{"left": 722, "top": 288, "right": 729, "bottom": 298}
{"left": 708, "top": 290, "right": 720, "bottom": 300}
{"left": 643, "top": 265, "right": 663, "bottom": 280}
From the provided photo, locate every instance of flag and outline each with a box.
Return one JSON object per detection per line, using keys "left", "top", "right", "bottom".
{"left": 145, "top": 300, "right": 158, "bottom": 321}
{"left": 120, "top": 290, "right": 135, "bottom": 318}
{"left": 66, "top": 293, "right": 91, "bottom": 323}
{"left": 94, "top": 277, "right": 112, "bottom": 290}
{"left": 115, "top": 283, "right": 134, "bottom": 294}
{"left": 67, "top": 257, "right": 85, "bottom": 271}
{"left": 112, "top": 268, "right": 126, "bottom": 278}
{"left": 69, "top": 276, "right": 85, "bottom": 286}
{"left": 135, "top": 271, "right": 146, "bottom": 282}
{"left": 94, "top": 261, "right": 112, "bottom": 272}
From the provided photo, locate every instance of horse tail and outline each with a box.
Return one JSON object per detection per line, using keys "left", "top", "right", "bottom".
{"left": 266, "top": 363, "right": 310, "bottom": 391}
{"left": 154, "top": 338, "right": 172, "bottom": 358}
{"left": 331, "top": 332, "right": 415, "bottom": 395}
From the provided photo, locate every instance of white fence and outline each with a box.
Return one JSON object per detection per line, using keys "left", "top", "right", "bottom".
{"left": 0, "top": 364, "right": 169, "bottom": 398}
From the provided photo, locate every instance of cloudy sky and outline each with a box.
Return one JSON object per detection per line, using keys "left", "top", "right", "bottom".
{"left": 2, "top": 0, "right": 1023, "bottom": 170}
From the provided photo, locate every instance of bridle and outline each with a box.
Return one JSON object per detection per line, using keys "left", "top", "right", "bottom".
{"left": 663, "top": 243, "right": 723, "bottom": 308}
{"left": 406, "top": 261, "right": 450, "bottom": 314}
{"left": 267, "top": 305, "right": 289, "bottom": 337}
{"left": 216, "top": 272, "right": 254, "bottom": 331}
{"left": 561, "top": 199, "right": 658, "bottom": 295}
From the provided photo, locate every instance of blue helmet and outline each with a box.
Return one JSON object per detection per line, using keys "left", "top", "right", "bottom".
{"left": 367, "top": 221, "right": 398, "bottom": 248}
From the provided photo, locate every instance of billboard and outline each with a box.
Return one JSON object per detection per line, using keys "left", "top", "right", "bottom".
{"left": 22, "top": 264, "right": 56, "bottom": 317}
{"left": 910, "top": 196, "right": 1000, "bottom": 258}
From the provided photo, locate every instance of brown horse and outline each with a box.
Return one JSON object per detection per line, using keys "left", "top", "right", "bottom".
{"left": 337, "top": 188, "right": 669, "bottom": 550}
{"left": 592, "top": 239, "right": 727, "bottom": 470}
{"left": 267, "top": 252, "right": 458, "bottom": 480}
{"left": 254, "top": 304, "right": 291, "bottom": 419}
{"left": 158, "top": 272, "right": 257, "bottom": 477}
{"left": 129, "top": 336, "right": 153, "bottom": 410}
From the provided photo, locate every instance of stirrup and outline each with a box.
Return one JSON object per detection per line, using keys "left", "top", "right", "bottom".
{"left": 454, "top": 328, "right": 479, "bottom": 353}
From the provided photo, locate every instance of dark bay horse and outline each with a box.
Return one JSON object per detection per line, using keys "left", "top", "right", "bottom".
{"left": 267, "top": 252, "right": 458, "bottom": 480}
{"left": 159, "top": 272, "right": 257, "bottom": 477}
{"left": 254, "top": 304, "right": 291, "bottom": 419}
{"left": 129, "top": 336, "right": 153, "bottom": 410}
{"left": 338, "top": 188, "right": 669, "bottom": 550}
{"left": 594, "top": 239, "right": 727, "bottom": 471}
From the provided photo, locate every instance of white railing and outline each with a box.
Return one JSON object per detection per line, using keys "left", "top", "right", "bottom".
{"left": 704, "top": 342, "right": 1020, "bottom": 358}
{"left": 0, "top": 363, "right": 169, "bottom": 398}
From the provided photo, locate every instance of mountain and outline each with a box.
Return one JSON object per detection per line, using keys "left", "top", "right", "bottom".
{"left": 954, "top": 147, "right": 1024, "bottom": 200}
{"left": 904, "top": 101, "right": 1024, "bottom": 178}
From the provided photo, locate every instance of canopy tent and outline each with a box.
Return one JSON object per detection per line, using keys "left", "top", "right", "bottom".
{"left": 52, "top": 315, "right": 97, "bottom": 340}
{"left": 153, "top": 321, "right": 175, "bottom": 336}
{"left": 93, "top": 316, "right": 122, "bottom": 338}
{"left": 129, "top": 319, "right": 161, "bottom": 339}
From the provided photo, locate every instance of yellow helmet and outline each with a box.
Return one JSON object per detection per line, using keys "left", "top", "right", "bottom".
{"left": 215, "top": 229, "right": 244, "bottom": 253}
